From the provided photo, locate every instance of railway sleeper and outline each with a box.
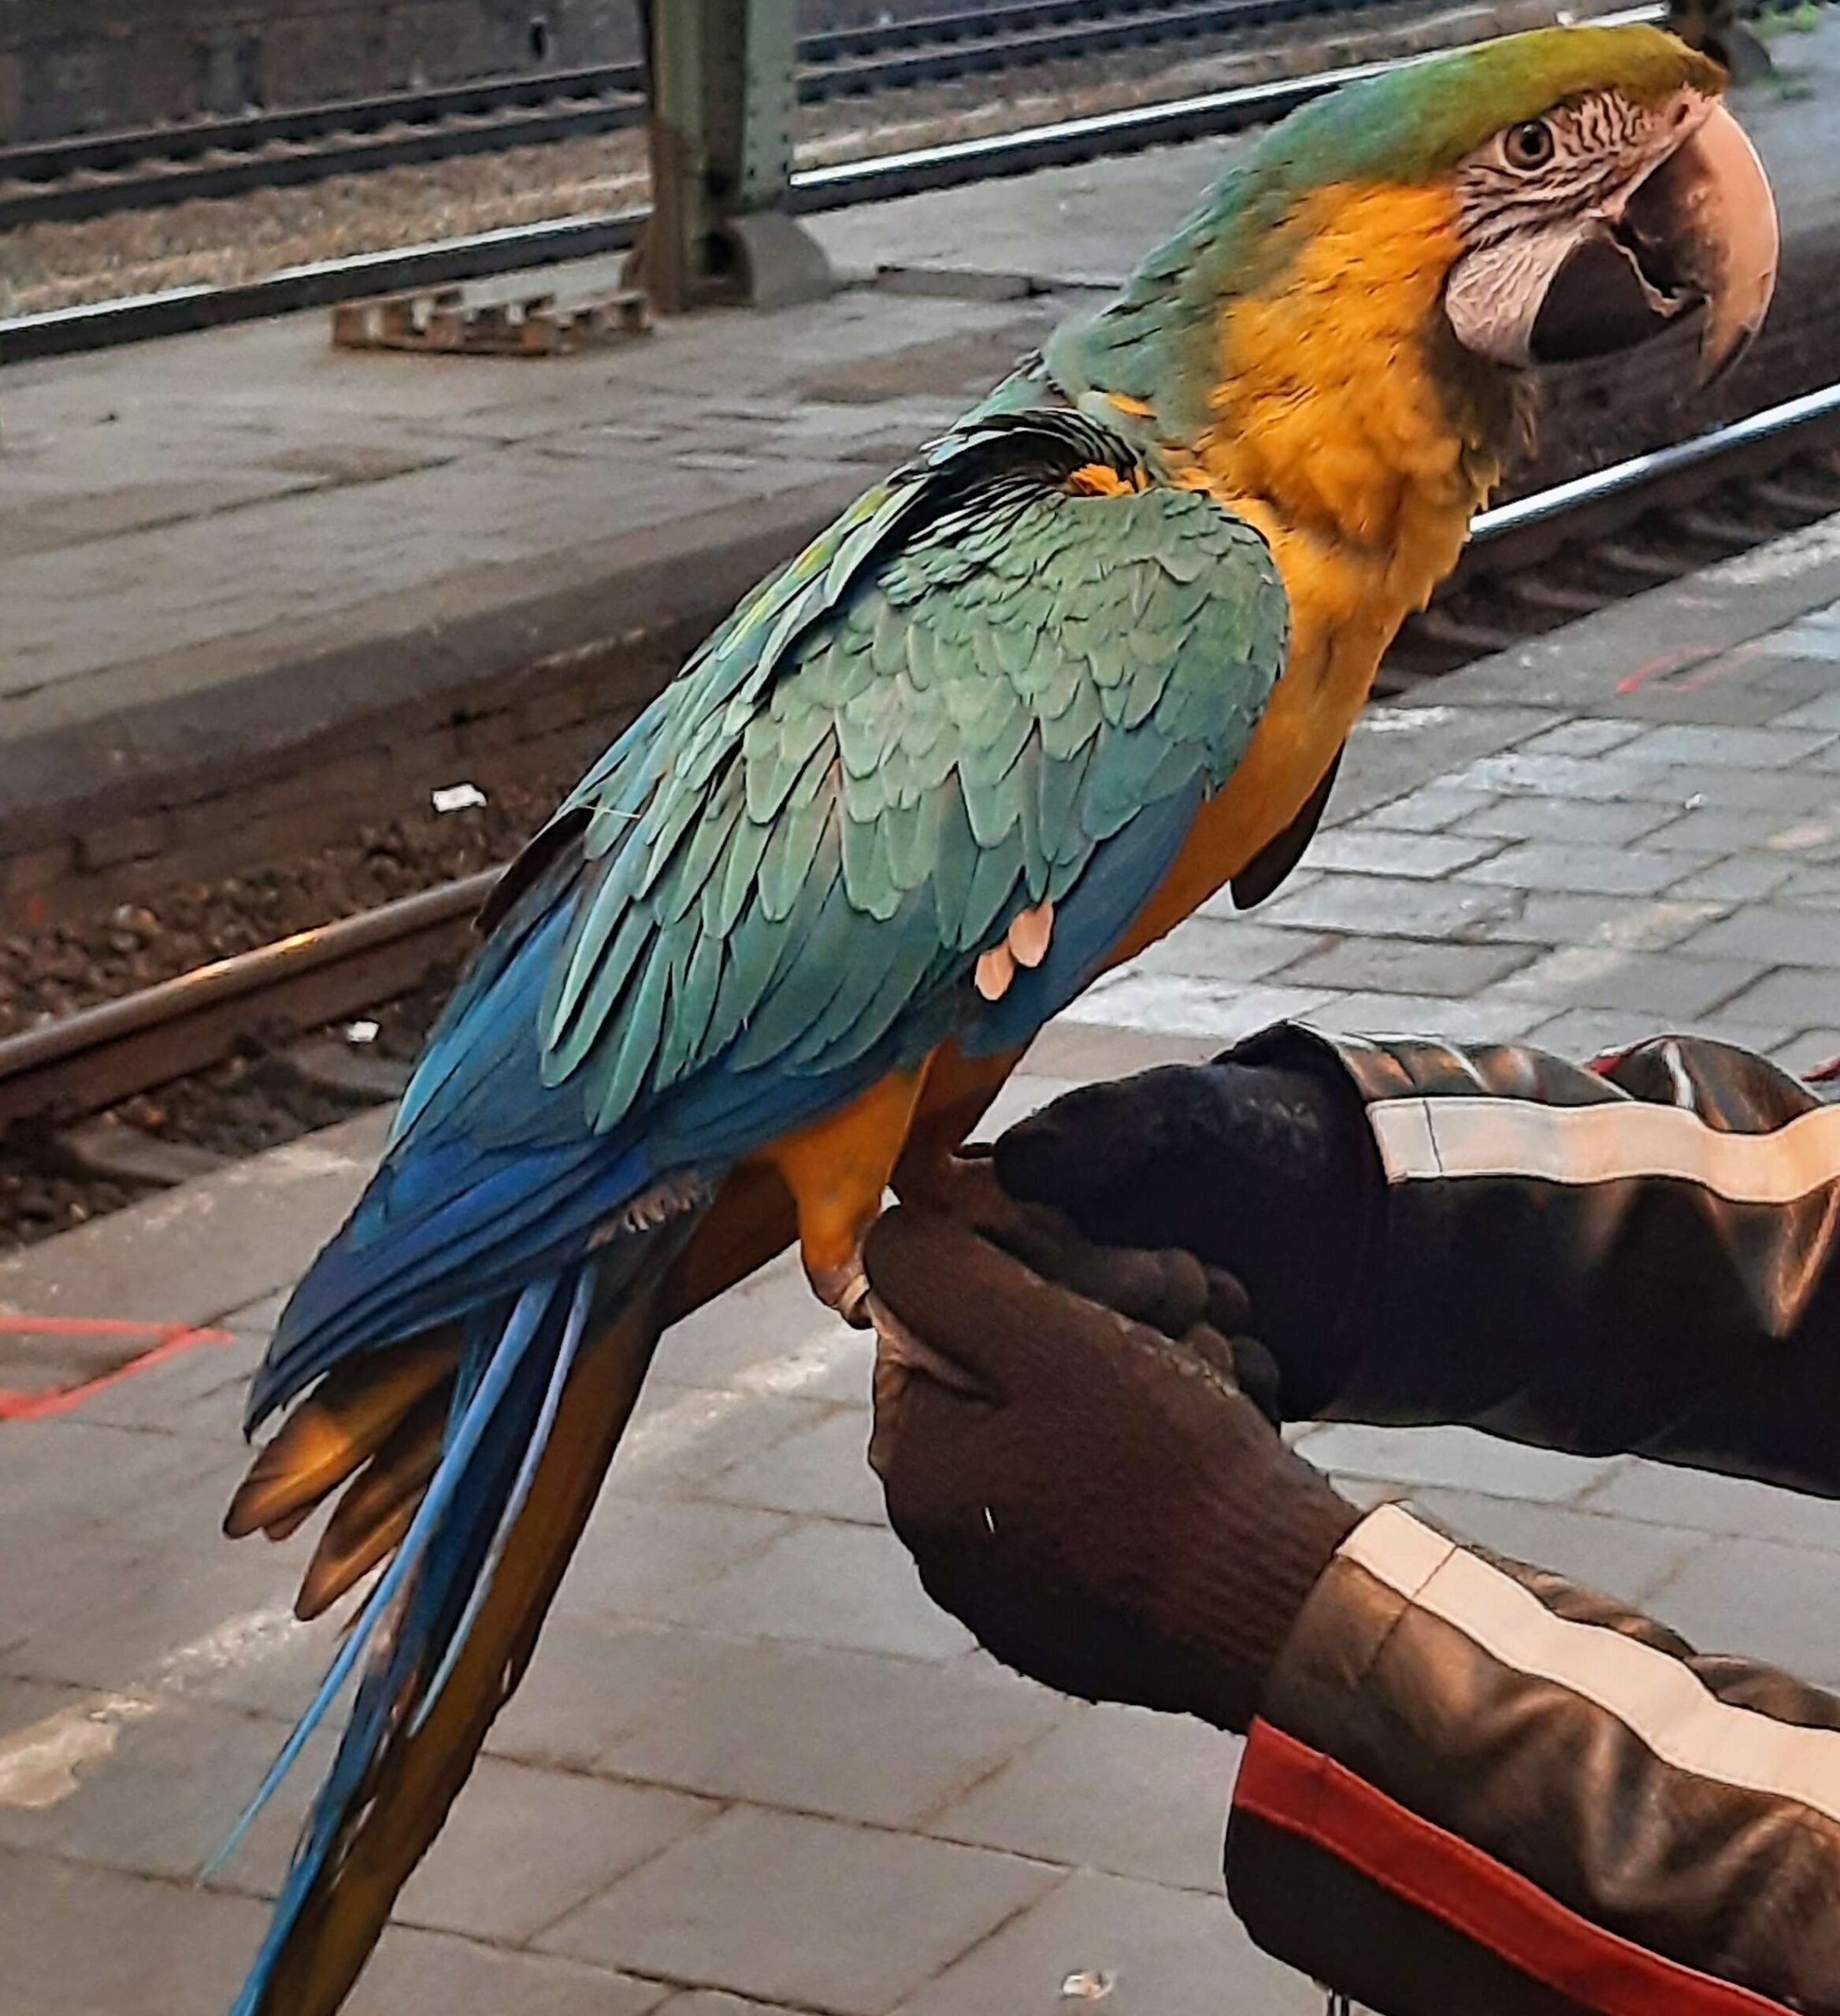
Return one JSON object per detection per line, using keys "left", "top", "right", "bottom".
{"left": 50, "top": 1116, "right": 229, "bottom": 1188}
{"left": 1593, "top": 539, "right": 1687, "bottom": 580}
{"left": 1749, "top": 475, "right": 1840, "bottom": 514}
{"left": 274, "top": 1039, "right": 414, "bottom": 1106}
{"left": 1501, "top": 573, "right": 1612, "bottom": 615}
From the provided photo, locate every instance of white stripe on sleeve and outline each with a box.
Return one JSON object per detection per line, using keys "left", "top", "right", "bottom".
{"left": 1342, "top": 1503, "right": 1840, "bottom": 1825}
{"left": 1367, "top": 1096, "right": 1840, "bottom": 1205}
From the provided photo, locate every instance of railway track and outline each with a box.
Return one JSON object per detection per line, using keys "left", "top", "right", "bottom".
{"left": 0, "top": 0, "right": 1434, "bottom": 235}
{"left": 2, "top": 376, "right": 1838, "bottom": 1209}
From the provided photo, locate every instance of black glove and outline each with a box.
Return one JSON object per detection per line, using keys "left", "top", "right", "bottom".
{"left": 863, "top": 1206, "right": 1360, "bottom": 1731}
{"left": 992, "top": 1051, "right": 1383, "bottom": 1418}
{"left": 911, "top": 1147, "right": 1282, "bottom": 1423}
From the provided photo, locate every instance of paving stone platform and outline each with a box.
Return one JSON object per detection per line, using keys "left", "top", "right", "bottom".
{"left": 2, "top": 504, "right": 1839, "bottom": 2011}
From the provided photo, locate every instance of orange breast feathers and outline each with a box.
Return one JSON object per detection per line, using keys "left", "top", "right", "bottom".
{"left": 1122, "top": 179, "right": 1506, "bottom": 958}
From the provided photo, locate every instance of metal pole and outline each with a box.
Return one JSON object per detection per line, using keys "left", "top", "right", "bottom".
{"left": 635, "top": 0, "right": 833, "bottom": 313}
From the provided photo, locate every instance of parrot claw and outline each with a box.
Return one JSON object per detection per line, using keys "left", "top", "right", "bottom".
{"left": 807, "top": 1254, "right": 874, "bottom": 1328}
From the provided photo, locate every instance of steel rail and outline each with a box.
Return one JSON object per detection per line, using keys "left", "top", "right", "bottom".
{"left": 788, "top": 46, "right": 1413, "bottom": 208}
{"left": 0, "top": 0, "right": 1252, "bottom": 193}
{"left": 804, "top": 0, "right": 1390, "bottom": 91}
{"left": 804, "top": 0, "right": 1338, "bottom": 61}
{"left": 0, "top": 68, "right": 644, "bottom": 185}
{"left": 0, "top": 1, "right": 1220, "bottom": 196}
{"left": 0, "top": 372, "right": 1834, "bottom": 1133}
{"left": 0, "top": 96, "right": 650, "bottom": 232}
{"left": 0, "top": 873, "right": 496, "bottom": 1130}
{"left": 1461, "top": 380, "right": 1840, "bottom": 571}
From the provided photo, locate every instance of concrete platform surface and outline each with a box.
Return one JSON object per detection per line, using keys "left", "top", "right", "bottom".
{"left": 2, "top": 503, "right": 1839, "bottom": 2011}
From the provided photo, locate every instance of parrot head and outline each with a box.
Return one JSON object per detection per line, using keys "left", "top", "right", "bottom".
{"left": 1408, "top": 25, "right": 1779, "bottom": 380}
{"left": 1052, "top": 24, "right": 1778, "bottom": 547}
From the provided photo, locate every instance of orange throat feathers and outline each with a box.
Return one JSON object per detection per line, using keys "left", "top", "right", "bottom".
{"left": 1122, "top": 180, "right": 1512, "bottom": 954}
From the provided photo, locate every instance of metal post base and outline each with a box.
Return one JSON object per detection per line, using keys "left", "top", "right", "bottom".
{"left": 623, "top": 215, "right": 835, "bottom": 313}
{"left": 718, "top": 211, "right": 836, "bottom": 311}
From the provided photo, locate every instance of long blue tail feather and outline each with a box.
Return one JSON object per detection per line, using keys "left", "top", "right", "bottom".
{"left": 409, "top": 1266, "right": 595, "bottom": 1734}
{"left": 221, "top": 1229, "right": 692, "bottom": 2016}
{"left": 212, "top": 1274, "right": 561, "bottom": 1892}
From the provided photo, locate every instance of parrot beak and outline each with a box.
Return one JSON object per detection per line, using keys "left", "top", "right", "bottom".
{"left": 1526, "top": 99, "right": 1779, "bottom": 381}
{"left": 1616, "top": 99, "right": 1779, "bottom": 383}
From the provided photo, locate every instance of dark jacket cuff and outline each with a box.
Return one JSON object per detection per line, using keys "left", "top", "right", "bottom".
{"left": 1226, "top": 1503, "right": 1840, "bottom": 2015}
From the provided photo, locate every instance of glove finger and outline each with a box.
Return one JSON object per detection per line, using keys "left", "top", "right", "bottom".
{"left": 1175, "top": 1321, "right": 1241, "bottom": 1385}
{"left": 886, "top": 1141, "right": 1219, "bottom": 1340}
{"left": 895, "top": 1147, "right": 1008, "bottom": 1225}
{"left": 1201, "top": 1263, "right": 1252, "bottom": 1336}
{"left": 966, "top": 1153, "right": 1250, "bottom": 1343}
{"left": 1226, "top": 1332, "right": 1284, "bottom": 1427}
{"left": 992, "top": 1217, "right": 1211, "bottom": 1340}
{"left": 864, "top": 1205, "right": 1150, "bottom": 1403}
{"left": 1171, "top": 1323, "right": 1282, "bottom": 1425}
{"left": 992, "top": 1082, "right": 1148, "bottom": 1221}
{"left": 888, "top": 1150, "right": 1095, "bottom": 1292}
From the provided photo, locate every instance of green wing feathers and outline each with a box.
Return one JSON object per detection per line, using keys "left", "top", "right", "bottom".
{"left": 533, "top": 411, "right": 1288, "bottom": 1136}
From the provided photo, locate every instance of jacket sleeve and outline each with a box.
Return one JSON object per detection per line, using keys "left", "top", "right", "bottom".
{"left": 1230, "top": 1027, "right": 1840, "bottom": 1498}
{"left": 1226, "top": 1500, "right": 1840, "bottom": 2016}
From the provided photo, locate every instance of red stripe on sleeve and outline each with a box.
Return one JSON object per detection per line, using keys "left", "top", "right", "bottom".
{"left": 1234, "top": 1718, "right": 1790, "bottom": 2016}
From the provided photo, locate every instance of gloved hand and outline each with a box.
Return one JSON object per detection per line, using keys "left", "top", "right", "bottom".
{"left": 991, "top": 1051, "right": 1383, "bottom": 1418}
{"left": 863, "top": 1206, "right": 1360, "bottom": 1731}
{"left": 902, "top": 1145, "right": 1282, "bottom": 1422}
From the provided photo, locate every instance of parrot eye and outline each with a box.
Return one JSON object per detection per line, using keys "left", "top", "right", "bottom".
{"left": 1503, "top": 119, "right": 1556, "bottom": 171}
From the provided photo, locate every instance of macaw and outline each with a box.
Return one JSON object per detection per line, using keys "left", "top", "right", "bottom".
{"left": 218, "top": 26, "right": 1776, "bottom": 2013}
